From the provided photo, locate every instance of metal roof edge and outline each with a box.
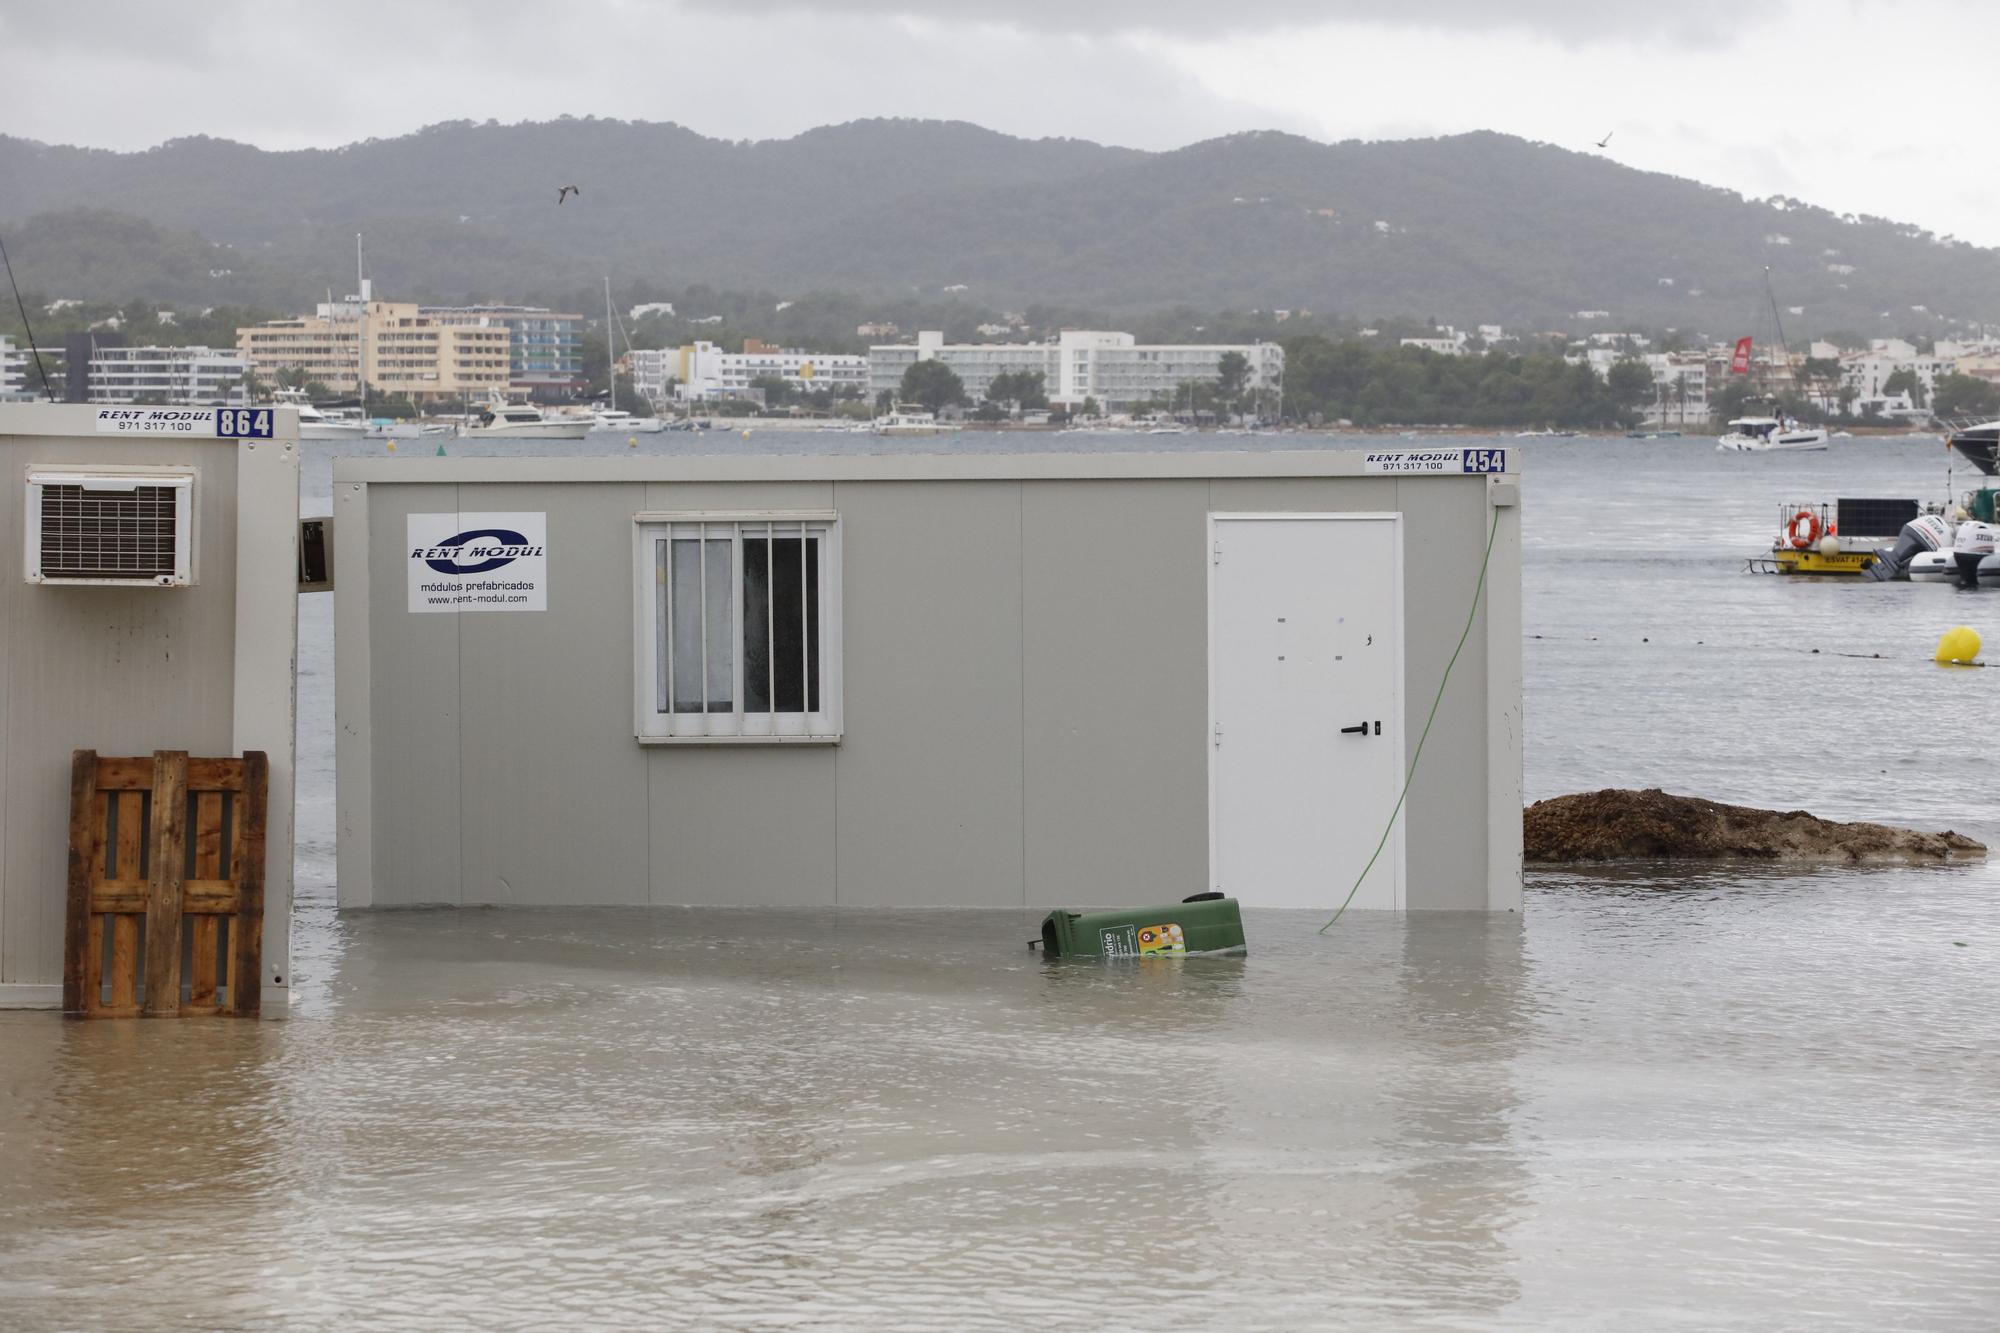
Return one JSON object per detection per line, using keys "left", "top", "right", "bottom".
{"left": 331, "top": 446, "right": 1514, "bottom": 485}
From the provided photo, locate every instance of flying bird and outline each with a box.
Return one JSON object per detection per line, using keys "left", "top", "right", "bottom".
{"left": 1594, "top": 132, "right": 1613, "bottom": 149}
{"left": 557, "top": 185, "right": 581, "bottom": 204}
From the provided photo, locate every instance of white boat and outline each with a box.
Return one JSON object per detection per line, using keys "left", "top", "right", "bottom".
{"left": 1717, "top": 416, "right": 1828, "bottom": 452}
{"left": 269, "top": 390, "right": 367, "bottom": 441}
{"left": 873, "top": 404, "right": 951, "bottom": 436}
{"left": 591, "top": 409, "right": 666, "bottom": 434}
{"left": 459, "top": 399, "right": 592, "bottom": 440}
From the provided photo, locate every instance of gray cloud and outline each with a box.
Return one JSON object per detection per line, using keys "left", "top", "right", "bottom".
{"left": 690, "top": 0, "right": 1785, "bottom": 44}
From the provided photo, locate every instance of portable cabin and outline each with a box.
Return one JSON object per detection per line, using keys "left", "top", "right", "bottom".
{"left": 334, "top": 447, "right": 1521, "bottom": 912}
{"left": 0, "top": 403, "right": 298, "bottom": 1009}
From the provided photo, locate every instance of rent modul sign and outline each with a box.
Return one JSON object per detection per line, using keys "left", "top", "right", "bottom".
{"left": 1361, "top": 448, "right": 1507, "bottom": 475}
{"left": 407, "top": 512, "right": 548, "bottom": 612}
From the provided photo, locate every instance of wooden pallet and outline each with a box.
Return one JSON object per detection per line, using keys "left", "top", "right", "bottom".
{"left": 63, "top": 750, "right": 269, "bottom": 1018}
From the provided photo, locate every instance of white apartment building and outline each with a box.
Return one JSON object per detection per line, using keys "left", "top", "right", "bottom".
{"left": 1642, "top": 353, "right": 1707, "bottom": 424}
{"left": 1400, "top": 336, "right": 1467, "bottom": 356}
{"left": 626, "top": 347, "right": 676, "bottom": 405}
{"left": 0, "top": 337, "right": 29, "bottom": 401}
{"left": 666, "top": 340, "right": 869, "bottom": 403}
{"left": 87, "top": 344, "right": 250, "bottom": 405}
{"left": 868, "top": 330, "right": 1285, "bottom": 411}
{"left": 1841, "top": 338, "right": 1952, "bottom": 404}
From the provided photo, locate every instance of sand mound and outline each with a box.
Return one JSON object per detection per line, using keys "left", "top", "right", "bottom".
{"left": 1525, "top": 788, "right": 1986, "bottom": 865}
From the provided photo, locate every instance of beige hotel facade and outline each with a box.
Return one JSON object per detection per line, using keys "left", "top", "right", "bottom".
{"left": 237, "top": 295, "right": 512, "bottom": 403}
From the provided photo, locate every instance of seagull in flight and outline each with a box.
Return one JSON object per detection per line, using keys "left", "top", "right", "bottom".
{"left": 557, "top": 185, "right": 581, "bottom": 205}
{"left": 1594, "top": 131, "right": 1614, "bottom": 149}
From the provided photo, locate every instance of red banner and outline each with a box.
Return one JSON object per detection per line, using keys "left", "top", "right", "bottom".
{"left": 1729, "top": 336, "right": 1753, "bottom": 375}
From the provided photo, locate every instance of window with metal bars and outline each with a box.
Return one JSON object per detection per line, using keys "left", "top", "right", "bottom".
{"left": 635, "top": 514, "right": 840, "bottom": 741}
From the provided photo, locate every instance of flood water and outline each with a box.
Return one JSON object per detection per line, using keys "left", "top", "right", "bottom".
{"left": 2, "top": 430, "right": 1996, "bottom": 1329}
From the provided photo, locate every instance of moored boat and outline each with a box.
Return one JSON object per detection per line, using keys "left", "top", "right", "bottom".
{"left": 872, "top": 404, "right": 951, "bottom": 436}
{"left": 459, "top": 397, "right": 592, "bottom": 440}
{"left": 591, "top": 409, "right": 666, "bottom": 434}
{"left": 1718, "top": 415, "right": 1828, "bottom": 452}
{"left": 1946, "top": 419, "right": 2000, "bottom": 475}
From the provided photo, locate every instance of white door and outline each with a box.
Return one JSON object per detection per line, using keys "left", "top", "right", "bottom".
{"left": 1209, "top": 514, "right": 1404, "bottom": 909}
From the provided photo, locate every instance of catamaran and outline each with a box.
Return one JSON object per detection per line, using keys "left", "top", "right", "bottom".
{"left": 1716, "top": 270, "right": 1827, "bottom": 452}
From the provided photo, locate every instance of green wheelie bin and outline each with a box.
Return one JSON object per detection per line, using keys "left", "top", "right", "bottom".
{"left": 1037, "top": 892, "right": 1246, "bottom": 958}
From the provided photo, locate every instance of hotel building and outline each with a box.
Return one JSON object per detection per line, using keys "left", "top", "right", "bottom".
{"left": 867, "top": 330, "right": 1284, "bottom": 411}
{"left": 86, "top": 344, "right": 251, "bottom": 405}
{"left": 237, "top": 290, "right": 512, "bottom": 404}
{"left": 423, "top": 305, "right": 585, "bottom": 396}
{"left": 652, "top": 340, "right": 869, "bottom": 404}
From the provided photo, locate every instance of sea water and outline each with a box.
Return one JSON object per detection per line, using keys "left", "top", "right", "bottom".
{"left": 0, "top": 431, "right": 1994, "bottom": 1329}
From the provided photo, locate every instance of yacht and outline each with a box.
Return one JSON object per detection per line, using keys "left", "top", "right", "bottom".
{"left": 1947, "top": 419, "right": 2000, "bottom": 475}
{"left": 270, "top": 390, "right": 367, "bottom": 441}
{"left": 872, "top": 404, "right": 952, "bottom": 436}
{"left": 591, "top": 409, "right": 666, "bottom": 435}
{"left": 459, "top": 398, "right": 592, "bottom": 440}
{"left": 1717, "top": 415, "right": 1828, "bottom": 452}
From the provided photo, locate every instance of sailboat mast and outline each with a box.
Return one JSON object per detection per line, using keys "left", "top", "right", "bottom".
{"left": 604, "top": 276, "right": 615, "bottom": 413}
{"left": 1764, "top": 265, "right": 1793, "bottom": 401}
{"left": 356, "top": 233, "right": 367, "bottom": 419}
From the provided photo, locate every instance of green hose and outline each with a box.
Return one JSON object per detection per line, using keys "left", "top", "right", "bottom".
{"left": 1320, "top": 505, "right": 1504, "bottom": 932}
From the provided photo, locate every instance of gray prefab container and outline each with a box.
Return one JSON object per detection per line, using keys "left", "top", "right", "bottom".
{"left": 335, "top": 448, "right": 1521, "bottom": 913}
{"left": 0, "top": 403, "right": 299, "bottom": 1007}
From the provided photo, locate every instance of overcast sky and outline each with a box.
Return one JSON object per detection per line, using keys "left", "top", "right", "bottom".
{"left": 4, "top": 0, "right": 1993, "bottom": 243}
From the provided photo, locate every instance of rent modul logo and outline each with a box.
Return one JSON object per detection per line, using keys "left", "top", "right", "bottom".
{"left": 406, "top": 511, "right": 549, "bottom": 612}
{"left": 411, "top": 528, "right": 545, "bottom": 574}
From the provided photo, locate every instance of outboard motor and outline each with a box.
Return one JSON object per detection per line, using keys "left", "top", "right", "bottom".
{"left": 1954, "top": 520, "right": 1998, "bottom": 588}
{"left": 1868, "top": 513, "right": 1951, "bottom": 581}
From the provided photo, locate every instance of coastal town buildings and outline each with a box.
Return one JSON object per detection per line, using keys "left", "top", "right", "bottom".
{"left": 1841, "top": 338, "right": 1950, "bottom": 403}
{"left": 1640, "top": 352, "right": 1707, "bottom": 424}
{"left": 867, "top": 330, "right": 1284, "bottom": 411}
{"left": 650, "top": 339, "right": 870, "bottom": 404}
{"left": 237, "top": 290, "right": 512, "bottom": 404}
{"left": 83, "top": 344, "right": 250, "bottom": 405}
{"left": 422, "top": 305, "right": 584, "bottom": 396}
{"left": 1400, "top": 334, "right": 1467, "bottom": 356}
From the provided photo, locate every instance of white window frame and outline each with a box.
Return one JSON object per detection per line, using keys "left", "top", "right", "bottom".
{"left": 632, "top": 511, "right": 842, "bottom": 744}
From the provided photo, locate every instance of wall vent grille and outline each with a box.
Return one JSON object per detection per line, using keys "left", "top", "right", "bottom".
{"left": 25, "top": 470, "right": 194, "bottom": 586}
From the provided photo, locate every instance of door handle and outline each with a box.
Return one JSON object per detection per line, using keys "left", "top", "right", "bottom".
{"left": 1340, "top": 723, "right": 1367, "bottom": 735}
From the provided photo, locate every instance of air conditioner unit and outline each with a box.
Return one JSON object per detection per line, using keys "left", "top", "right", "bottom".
{"left": 24, "top": 467, "right": 196, "bottom": 587}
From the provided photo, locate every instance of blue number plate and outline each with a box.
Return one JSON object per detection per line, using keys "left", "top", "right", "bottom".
{"left": 215, "top": 408, "right": 275, "bottom": 439}
{"left": 1462, "top": 448, "right": 1507, "bottom": 473}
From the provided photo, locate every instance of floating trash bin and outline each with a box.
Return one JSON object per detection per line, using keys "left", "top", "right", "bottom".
{"left": 1038, "top": 893, "right": 1246, "bottom": 958}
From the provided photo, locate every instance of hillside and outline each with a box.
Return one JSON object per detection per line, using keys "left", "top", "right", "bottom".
{"left": 1, "top": 118, "right": 1993, "bottom": 335}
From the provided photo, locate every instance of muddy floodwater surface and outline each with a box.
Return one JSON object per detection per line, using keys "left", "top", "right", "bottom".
{"left": 2, "top": 432, "right": 1997, "bottom": 1329}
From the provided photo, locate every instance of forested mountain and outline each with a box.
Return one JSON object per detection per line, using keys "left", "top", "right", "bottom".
{"left": 2, "top": 118, "right": 1993, "bottom": 337}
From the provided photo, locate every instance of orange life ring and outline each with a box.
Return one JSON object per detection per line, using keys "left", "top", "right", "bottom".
{"left": 1786, "top": 509, "right": 1822, "bottom": 550}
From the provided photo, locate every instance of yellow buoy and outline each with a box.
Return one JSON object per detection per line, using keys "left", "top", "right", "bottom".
{"left": 628, "top": 436, "right": 638, "bottom": 447}
{"left": 386, "top": 441, "right": 396, "bottom": 452}
{"left": 1936, "top": 625, "right": 1982, "bottom": 665}
{"left": 742, "top": 428, "right": 752, "bottom": 438}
